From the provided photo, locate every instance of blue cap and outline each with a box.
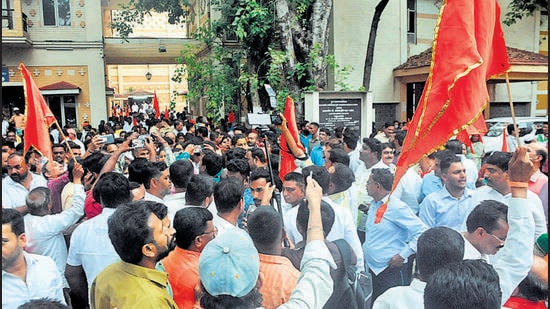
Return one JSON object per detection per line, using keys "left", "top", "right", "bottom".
{"left": 199, "top": 229, "right": 259, "bottom": 297}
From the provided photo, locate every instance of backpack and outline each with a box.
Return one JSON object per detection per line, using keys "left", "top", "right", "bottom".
{"left": 333, "top": 239, "right": 373, "bottom": 309}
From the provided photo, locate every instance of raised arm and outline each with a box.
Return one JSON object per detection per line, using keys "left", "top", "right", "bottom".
{"left": 495, "top": 147, "right": 536, "bottom": 305}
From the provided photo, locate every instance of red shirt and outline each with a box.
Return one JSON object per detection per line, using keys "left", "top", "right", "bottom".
{"left": 84, "top": 190, "right": 103, "bottom": 219}
{"left": 504, "top": 296, "right": 547, "bottom": 309}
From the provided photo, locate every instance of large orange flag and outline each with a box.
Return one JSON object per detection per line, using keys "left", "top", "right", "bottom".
{"left": 393, "top": 0, "right": 510, "bottom": 191}
{"left": 153, "top": 91, "right": 160, "bottom": 119}
{"left": 279, "top": 96, "right": 305, "bottom": 180}
{"left": 20, "top": 63, "right": 57, "bottom": 161}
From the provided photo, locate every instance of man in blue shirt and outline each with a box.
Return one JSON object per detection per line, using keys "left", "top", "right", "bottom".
{"left": 363, "top": 168, "right": 427, "bottom": 303}
{"left": 419, "top": 154, "right": 475, "bottom": 232}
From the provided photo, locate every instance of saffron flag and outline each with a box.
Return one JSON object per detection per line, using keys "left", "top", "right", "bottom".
{"left": 153, "top": 91, "right": 160, "bottom": 119}
{"left": 164, "top": 107, "right": 170, "bottom": 120}
{"left": 20, "top": 63, "right": 57, "bottom": 161}
{"left": 501, "top": 128, "right": 509, "bottom": 152}
{"left": 279, "top": 96, "right": 305, "bottom": 180}
{"left": 393, "top": 0, "right": 510, "bottom": 192}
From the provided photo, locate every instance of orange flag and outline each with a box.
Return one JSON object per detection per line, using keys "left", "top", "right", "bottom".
{"left": 164, "top": 107, "right": 170, "bottom": 120}
{"left": 153, "top": 91, "right": 160, "bottom": 119}
{"left": 20, "top": 63, "right": 57, "bottom": 161}
{"left": 393, "top": 0, "right": 510, "bottom": 192}
{"left": 501, "top": 128, "right": 509, "bottom": 152}
{"left": 279, "top": 96, "right": 305, "bottom": 180}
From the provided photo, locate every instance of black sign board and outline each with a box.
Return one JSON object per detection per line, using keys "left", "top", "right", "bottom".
{"left": 318, "top": 98, "right": 362, "bottom": 132}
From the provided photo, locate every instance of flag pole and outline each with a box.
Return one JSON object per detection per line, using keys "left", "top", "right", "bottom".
{"left": 505, "top": 72, "right": 521, "bottom": 147}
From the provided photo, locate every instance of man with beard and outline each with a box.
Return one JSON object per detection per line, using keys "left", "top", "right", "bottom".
{"left": 2, "top": 151, "right": 48, "bottom": 212}
{"left": 2, "top": 208, "right": 66, "bottom": 308}
{"left": 90, "top": 200, "right": 177, "bottom": 308}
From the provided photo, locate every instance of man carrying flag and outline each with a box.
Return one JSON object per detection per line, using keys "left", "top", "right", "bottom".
{"left": 2, "top": 64, "right": 54, "bottom": 212}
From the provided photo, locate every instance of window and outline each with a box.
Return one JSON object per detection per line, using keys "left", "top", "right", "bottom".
{"left": 42, "top": 0, "right": 71, "bottom": 26}
{"left": 407, "top": 0, "right": 416, "bottom": 44}
{"left": 46, "top": 95, "right": 77, "bottom": 126}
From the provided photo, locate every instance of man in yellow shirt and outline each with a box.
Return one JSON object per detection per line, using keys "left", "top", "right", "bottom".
{"left": 90, "top": 201, "right": 177, "bottom": 309}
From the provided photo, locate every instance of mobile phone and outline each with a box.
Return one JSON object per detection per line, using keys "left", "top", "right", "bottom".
{"left": 193, "top": 145, "right": 202, "bottom": 154}
{"left": 99, "top": 134, "right": 116, "bottom": 145}
{"left": 132, "top": 138, "right": 145, "bottom": 148}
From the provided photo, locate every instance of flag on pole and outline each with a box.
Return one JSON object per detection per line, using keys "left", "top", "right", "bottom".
{"left": 279, "top": 96, "right": 306, "bottom": 180}
{"left": 393, "top": 0, "right": 510, "bottom": 193}
{"left": 501, "top": 128, "right": 509, "bottom": 152}
{"left": 20, "top": 63, "right": 57, "bottom": 161}
{"left": 164, "top": 107, "right": 170, "bottom": 120}
{"left": 153, "top": 91, "right": 160, "bottom": 119}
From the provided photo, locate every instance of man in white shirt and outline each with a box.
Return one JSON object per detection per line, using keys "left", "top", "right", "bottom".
{"left": 373, "top": 227, "right": 465, "bottom": 309}
{"left": 65, "top": 172, "right": 132, "bottom": 308}
{"left": 284, "top": 165, "right": 364, "bottom": 271}
{"left": 462, "top": 148, "right": 536, "bottom": 306}
{"left": 468, "top": 151, "right": 546, "bottom": 239}
{"left": 2, "top": 152, "right": 48, "bottom": 212}
{"left": 24, "top": 165, "right": 85, "bottom": 287}
{"left": 212, "top": 177, "right": 245, "bottom": 236}
{"left": 164, "top": 159, "right": 195, "bottom": 223}
{"left": 2, "top": 209, "right": 66, "bottom": 308}
{"left": 142, "top": 161, "right": 172, "bottom": 203}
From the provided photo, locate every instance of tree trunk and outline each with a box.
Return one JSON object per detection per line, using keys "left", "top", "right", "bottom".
{"left": 363, "top": 0, "right": 389, "bottom": 91}
{"left": 275, "top": 0, "right": 304, "bottom": 115}
{"left": 310, "top": 0, "right": 333, "bottom": 91}
{"left": 247, "top": 57, "right": 262, "bottom": 113}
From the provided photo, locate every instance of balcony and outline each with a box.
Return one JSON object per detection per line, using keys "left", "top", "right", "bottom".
{"left": 2, "top": 8, "right": 32, "bottom": 46}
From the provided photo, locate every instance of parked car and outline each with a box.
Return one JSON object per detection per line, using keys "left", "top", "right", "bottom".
{"left": 483, "top": 116, "right": 547, "bottom": 153}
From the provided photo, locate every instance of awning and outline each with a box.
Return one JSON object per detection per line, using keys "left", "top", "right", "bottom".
{"left": 393, "top": 46, "right": 548, "bottom": 83}
{"left": 39, "top": 81, "right": 81, "bottom": 95}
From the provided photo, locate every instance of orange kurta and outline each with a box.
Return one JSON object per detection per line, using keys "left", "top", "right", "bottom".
{"left": 258, "top": 254, "right": 300, "bottom": 309}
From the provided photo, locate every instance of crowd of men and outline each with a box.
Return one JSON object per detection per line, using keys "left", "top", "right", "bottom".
{"left": 2, "top": 106, "right": 549, "bottom": 309}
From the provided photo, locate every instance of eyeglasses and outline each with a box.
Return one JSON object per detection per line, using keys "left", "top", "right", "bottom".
{"left": 199, "top": 226, "right": 218, "bottom": 238}
{"left": 282, "top": 186, "right": 298, "bottom": 193}
{"left": 489, "top": 232, "right": 506, "bottom": 243}
{"left": 249, "top": 187, "right": 265, "bottom": 193}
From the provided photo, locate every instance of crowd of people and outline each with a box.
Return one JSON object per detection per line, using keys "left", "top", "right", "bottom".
{"left": 2, "top": 106, "right": 549, "bottom": 309}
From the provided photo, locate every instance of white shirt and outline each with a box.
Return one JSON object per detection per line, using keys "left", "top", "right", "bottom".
{"left": 372, "top": 278, "right": 426, "bottom": 309}
{"left": 457, "top": 154, "right": 478, "bottom": 190}
{"left": 212, "top": 213, "right": 241, "bottom": 237}
{"left": 2, "top": 252, "right": 66, "bottom": 308}
{"left": 66, "top": 207, "right": 120, "bottom": 289}
{"left": 164, "top": 192, "right": 187, "bottom": 224}
{"left": 468, "top": 185, "right": 546, "bottom": 239}
{"left": 284, "top": 196, "right": 365, "bottom": 271}
{"left": 144, "top": 191, "right": 166, "bottom": 204}
{"left": 24, "top": 184, "right": 85, "bottom": 287}
{"left": 391, "top": 166, "right": 422, "bottom": 214}
{"left": 2, "top": 173, "right": 48, "bottom": 208}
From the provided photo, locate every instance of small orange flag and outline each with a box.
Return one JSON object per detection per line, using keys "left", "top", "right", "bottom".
{"left": 501, "top": 128, "right": 509, "bottom": 152}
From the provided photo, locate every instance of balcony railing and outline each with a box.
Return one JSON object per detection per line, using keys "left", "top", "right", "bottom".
{"left": 2, "top": 9, "right": 14, "bottom": 30}
{"left": 2, "top": 9, "right": 27, "bottom": 32}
